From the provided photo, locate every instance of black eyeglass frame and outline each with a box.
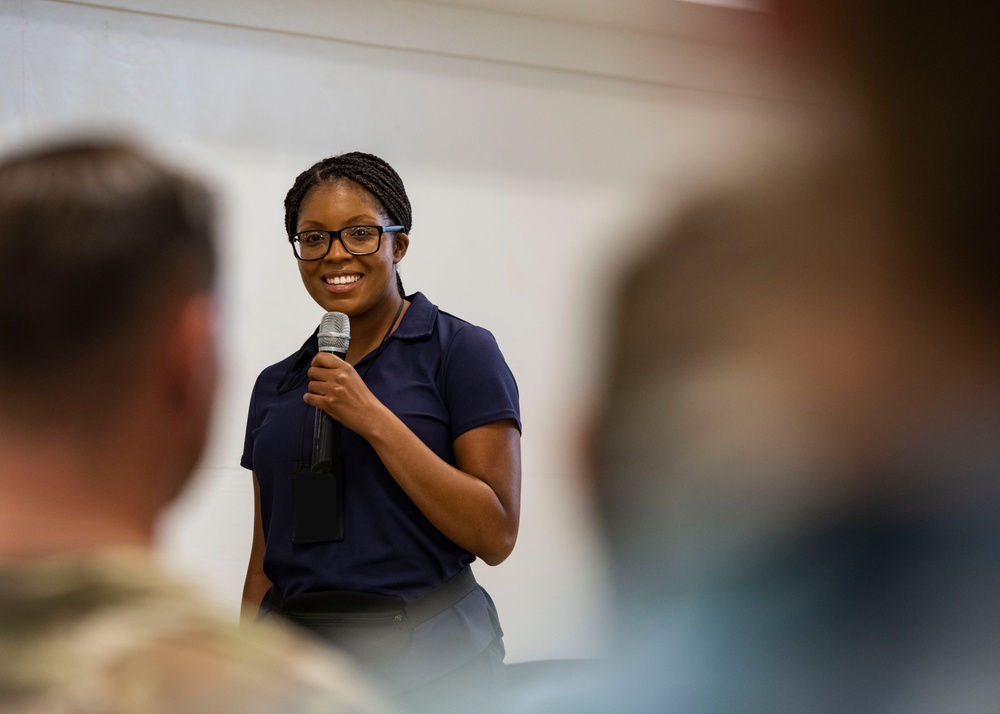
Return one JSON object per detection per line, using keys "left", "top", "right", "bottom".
{"left": 289, "top": 225, "right": 405, "bottom": 260}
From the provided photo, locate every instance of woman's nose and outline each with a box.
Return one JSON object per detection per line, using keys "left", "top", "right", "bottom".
{"left": 324, "top": 236, "right": 352, "bottom": 261}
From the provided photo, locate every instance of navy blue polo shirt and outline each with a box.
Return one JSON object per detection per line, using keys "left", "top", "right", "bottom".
{"left": 242, "top": 292, "right": 520, "bottom": 684}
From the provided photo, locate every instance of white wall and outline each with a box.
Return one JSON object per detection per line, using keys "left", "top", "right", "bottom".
{"left": 1, "top": 0, "right": 806, "bottom": 662}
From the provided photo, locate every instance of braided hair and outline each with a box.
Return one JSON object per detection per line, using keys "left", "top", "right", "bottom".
{"left": 285, "top": 152, "right": 411, "bottom": 297}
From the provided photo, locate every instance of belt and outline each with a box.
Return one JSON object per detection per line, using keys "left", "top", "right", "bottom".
{"left": 269, "top": 565, "right": 478, "bottom": 628}
{"left": 407, "top": 565, "right": 478, "bottom": 627}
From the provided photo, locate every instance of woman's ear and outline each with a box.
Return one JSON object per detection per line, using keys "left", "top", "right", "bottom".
{"left": 392, "top": 232, "right": 409, "bottom": 263}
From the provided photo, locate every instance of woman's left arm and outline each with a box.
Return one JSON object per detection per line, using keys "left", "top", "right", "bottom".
{"left": 305, "top": 354, "right": 521, "bottom": 565}
{"left": 367, "top": 413, "right": 521, "bottom": 566}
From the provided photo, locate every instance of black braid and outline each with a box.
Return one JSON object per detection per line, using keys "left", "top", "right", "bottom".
{"left": 284, "top": 152, "right": 411, "bottom": 297}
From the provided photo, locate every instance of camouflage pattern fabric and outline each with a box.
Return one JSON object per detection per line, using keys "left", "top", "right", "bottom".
{"left": 0, "top": 549, "right": 392, "bottom": 714}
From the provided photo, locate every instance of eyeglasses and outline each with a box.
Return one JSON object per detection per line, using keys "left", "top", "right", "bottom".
{"left": 290, "top": 225, "right": 404, "bottom": 260}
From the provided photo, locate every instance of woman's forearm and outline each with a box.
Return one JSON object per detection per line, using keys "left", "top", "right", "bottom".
{"left": 362, "top": 404, "right": 521, "bottom": 565}
{"left": 241, "top": 474, "right": 272, "bottom": 623}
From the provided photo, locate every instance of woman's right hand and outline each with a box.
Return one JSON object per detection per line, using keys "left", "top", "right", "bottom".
{"left": 303, "top": 353, "right": 387, "bottom": 439}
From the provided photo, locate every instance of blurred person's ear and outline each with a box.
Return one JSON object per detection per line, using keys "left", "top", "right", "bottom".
{"left": 152, "top": 292, "right": 219, "bottom": 503}
{"left": 161, "top": 294, "right": 218, "bottom": 412}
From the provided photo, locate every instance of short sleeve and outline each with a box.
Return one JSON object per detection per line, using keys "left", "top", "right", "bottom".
{"left": 441, "top": 324, "right": 520, "bottom": 439}
{"left": 240, "top": 378, "right": 259, "bottom": 471}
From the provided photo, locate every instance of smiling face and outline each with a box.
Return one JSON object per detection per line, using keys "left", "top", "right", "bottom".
{"left": 295, "top": 178, "right": 408, "bottom": 323}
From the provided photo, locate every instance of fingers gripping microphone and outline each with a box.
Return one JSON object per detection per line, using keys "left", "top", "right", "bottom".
{"left": 312, "top": 312, "right": 350, "bottom": 471}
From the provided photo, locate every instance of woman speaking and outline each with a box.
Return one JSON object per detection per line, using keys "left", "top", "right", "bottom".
{"left": 241, "top": 152, "right": 521, "bottom": 712}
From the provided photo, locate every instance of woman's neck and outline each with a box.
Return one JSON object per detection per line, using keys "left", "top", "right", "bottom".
{"left": 344, "top": 294, "right": 407, "bottom": 364}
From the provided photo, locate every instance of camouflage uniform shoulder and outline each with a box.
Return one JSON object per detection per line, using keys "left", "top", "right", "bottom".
{"left": 0, "top": 548, "right": 392, "bottom": 714}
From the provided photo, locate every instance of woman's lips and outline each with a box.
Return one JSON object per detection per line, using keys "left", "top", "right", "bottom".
{"left": 323, "top": 273, "right": 362, "bottom": 292}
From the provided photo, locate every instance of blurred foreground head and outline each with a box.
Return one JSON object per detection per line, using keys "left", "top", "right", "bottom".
{"left": 582, "top": 3, "right": 1000, "bottom": 710}
{"left": 0, "top": 138, "right": 218, "bottom": 543}
{"left": 0, "top": 139, "right": 216, "bottom": 419}
{"left": 595, "top": 0, "right": 1000, "bottom": 574}
{"left": 598, "top": 149, "right": 1000, "bottom": 567}
{"left": 591, "top": 158, "right": 1000, "bottom": 710}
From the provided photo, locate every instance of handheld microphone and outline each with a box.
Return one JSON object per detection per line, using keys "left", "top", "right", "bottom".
{"left": 312, "top": 312, "right": 350, "bottom": 471}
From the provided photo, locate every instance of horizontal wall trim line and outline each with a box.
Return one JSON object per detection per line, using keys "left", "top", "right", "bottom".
{"left": 45, "top": 0, "right": 800, "bottom": 107}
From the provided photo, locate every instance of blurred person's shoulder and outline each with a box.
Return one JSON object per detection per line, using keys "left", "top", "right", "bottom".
{"left": 0, "top": 548, "right": 390, "bottom": 714}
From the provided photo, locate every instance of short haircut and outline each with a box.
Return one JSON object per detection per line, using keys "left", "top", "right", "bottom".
{"left": 0, "top": 138, "right": 216, "bottom": 424}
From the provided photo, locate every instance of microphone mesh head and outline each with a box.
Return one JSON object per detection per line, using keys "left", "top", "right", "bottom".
{"left": 318, "top": 312, "right": 350, "bottom": 355}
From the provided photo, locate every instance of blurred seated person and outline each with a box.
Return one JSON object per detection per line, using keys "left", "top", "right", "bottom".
{"left": 0, "top": 138, "right": 389, "bottom": 713}
{"left": 524, "top": 0, "right": 1000, "bottom": 708}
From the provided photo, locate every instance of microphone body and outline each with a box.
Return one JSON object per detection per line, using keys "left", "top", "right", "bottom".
{"left": 312, "top": 312, "right": 350, "bottom": 471}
